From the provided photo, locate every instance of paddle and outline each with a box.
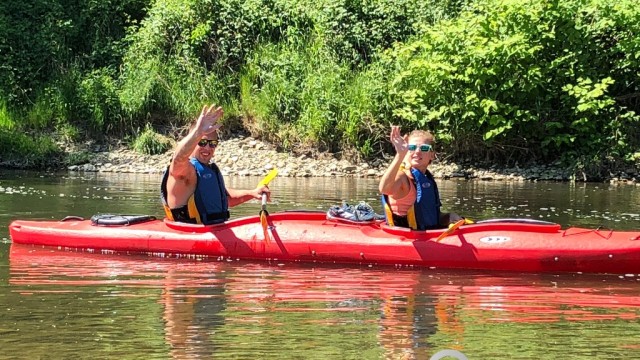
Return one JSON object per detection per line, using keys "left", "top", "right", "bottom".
{"left": 258, "top": 169, "right": 278, "bottom": 243}
{"left": 435, "top": 218, "right": 465, "bottom": 242}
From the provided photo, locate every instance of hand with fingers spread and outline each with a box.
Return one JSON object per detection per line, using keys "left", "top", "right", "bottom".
{"left": 195, "top": 104, "right": 223, "bottom": 135}
{"left": 389, "top": 125, "right": 408, "bottom": 154}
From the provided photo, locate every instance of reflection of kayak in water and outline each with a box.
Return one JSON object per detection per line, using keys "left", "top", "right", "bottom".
{"left": 7, "top": 244, "right": 437, "bottom": 358}
{"left": 431, "top": 273, "right": 640, "bottom": 325}
{"left": 9, "top": 241, "right": 640, "bottom": 360}
{"left": 10, "top": 244, "right": 640, "bottom": 326}
{"left": 8, "top": 243, "right": 422, "bottom": 301}
{"left": 9, "top": 211, "right": 640, "bottom": 274}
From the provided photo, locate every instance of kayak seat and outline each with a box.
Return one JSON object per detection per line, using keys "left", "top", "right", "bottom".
{"left": 90, "top": 214, "right": 157, "bottom": 226}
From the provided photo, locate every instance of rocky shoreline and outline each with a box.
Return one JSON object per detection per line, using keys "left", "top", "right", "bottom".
{"left": 65, "top": 134, "right": 639, "bottom": 185}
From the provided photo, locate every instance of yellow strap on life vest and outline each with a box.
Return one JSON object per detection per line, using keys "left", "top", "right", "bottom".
{"left": 403, "top": 165, "right": 418, "bottom": 230}
{"left": 163, "top": 195, "right": 202, "bottom": 224}
{"left": 186, "top": 196, "right": 202, "bottom": 224}
{"left": 383, "top": 198, "right": 395, "bottom": 227}
{"left": 407, "top": 205, "right": 418, "bottom": 230}
{"left": 163, "top": 204, "right": 174, "bottom": 221}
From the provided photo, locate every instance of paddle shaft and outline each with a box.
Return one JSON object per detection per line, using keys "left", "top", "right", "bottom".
{"left": 261, "top": 192, "right": 268, "bottom": 210}
{"left": 259, "top": 169, "right": 278, "bottom": 243}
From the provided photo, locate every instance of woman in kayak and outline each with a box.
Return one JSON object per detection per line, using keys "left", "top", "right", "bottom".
{"left": 378, "top": 125, "right": 463, "bottom": 230}
{"left": 161, "top": 104, "right": 270, "bottom": 224}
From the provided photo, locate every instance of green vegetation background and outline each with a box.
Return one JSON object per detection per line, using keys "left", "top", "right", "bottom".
{"left": 0, "top": 0, "right": 639, "bottom": 179}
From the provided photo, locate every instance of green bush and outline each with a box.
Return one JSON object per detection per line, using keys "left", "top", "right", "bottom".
{"left": 0, "top": 101, "right": 16, "bottom": 130}
{"left": 1, "top": 0, "right": 639, "bottom": 175}
{"left": 131, "top": 123, "right": 173, "bottom": 155}
{"left": 64, "top": 151, "right": 93, "bottom": 166}
{"left": 78, "top": 68, "right": 122, "bottom": 136}
{"left": 0, "top": 129, "right": 62, "bottom": 167}
{"left": 310, "top": 0, "right": 469, "bottom": 67}
{"left": 242, "top": 37, "right": 383, "bottom": 154}
{"left": 384, "top": 0, "right": 640, "bottom": 168}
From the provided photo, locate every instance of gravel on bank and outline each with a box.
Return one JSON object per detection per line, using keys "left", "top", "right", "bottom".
{"left": 65, "top": 134, "right": 639, "bottom": 185}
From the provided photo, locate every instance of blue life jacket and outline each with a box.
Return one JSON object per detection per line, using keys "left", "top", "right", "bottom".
{"left": 161, "top": 158, "right": 230, "bottom": 225}
{"left": 381, "top": 167, "right": 441, "bottom": 230}
{"left": 410, "top": 167, "right": 441, "bottom": 230}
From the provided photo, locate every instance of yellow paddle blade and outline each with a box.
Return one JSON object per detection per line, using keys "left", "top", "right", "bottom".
{"left": 258, "top": 169, "right": 279, "bottom": 187}
{"left": 260, "top": 210, "right": 271, "bottom": 244}
{"left": 435, "top": 218, "right": 465, "bottom": 242}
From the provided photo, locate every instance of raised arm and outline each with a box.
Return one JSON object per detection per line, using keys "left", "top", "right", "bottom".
{"left": 378, "top": 125, "right": 410, "bottom": 198}
{"left": 169, "top": 104, "right": 223, "bottom": 179}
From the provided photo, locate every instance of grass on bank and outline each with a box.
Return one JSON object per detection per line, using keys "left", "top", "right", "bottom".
{"left": 1, "top": 0, "right": 639, "bottom": 179}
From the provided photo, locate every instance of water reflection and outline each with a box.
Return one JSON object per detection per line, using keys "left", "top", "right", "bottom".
{"left": 8, "top": 244, "right": 640, "bottom": 359}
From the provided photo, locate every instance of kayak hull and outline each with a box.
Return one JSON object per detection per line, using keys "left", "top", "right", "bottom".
{"left": 9, "top": 211, "right": 640, "bottom": 274}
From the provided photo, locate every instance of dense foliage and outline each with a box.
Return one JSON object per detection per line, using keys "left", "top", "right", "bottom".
{"left": 0, "top": 0, "right": 638, "bottom": 177}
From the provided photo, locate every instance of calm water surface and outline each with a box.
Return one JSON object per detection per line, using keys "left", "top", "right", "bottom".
{"left": 1, "top": 170, "right": 640, "bottom": 359}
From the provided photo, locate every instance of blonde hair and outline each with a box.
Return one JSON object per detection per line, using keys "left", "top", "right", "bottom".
{"left": 408, "top": 130, "right": 435, "bottom": 144}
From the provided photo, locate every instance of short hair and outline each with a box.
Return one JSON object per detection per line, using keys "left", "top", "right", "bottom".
{"left": 407, "top": 130, "right": 435, "bottom": 144}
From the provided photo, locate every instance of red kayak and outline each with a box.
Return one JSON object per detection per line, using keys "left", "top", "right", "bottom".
{"left": 9, "top": 211, "right": 640, "bottom": 274}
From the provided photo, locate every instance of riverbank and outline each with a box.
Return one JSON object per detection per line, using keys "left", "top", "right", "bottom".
{"left": 61, "top": 134, "right": 639, "bottom": 185}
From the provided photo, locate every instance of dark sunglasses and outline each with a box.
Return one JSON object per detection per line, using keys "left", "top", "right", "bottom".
{"left": 197, "top": 139, "right": 218, "bottom": 148}
{"left": 407, "top": 144, "right": 433, "bottom": 152}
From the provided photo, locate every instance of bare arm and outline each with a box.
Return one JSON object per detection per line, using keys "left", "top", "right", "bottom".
{"left": 379, "top": 125, "right": 410, "bottom": 198}
{"left": 226, "top": 185, "right": 271, "bottom": 208}
{"left": 169, "top": 104, "right": 223, "bottom": 179}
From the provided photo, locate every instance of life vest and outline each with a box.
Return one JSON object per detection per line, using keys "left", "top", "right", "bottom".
{"left": 160, "top": 158, "right": 230, "bottom": 225}
{"left": 382, "top": 166, "right": 441, "bottom": 230}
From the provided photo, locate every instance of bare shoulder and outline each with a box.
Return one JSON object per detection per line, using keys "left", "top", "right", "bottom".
{"left": 169, "top": 158, "right": 196, "bottom": 183}
{"left": 393, "top": 170, "right": 411, "bottom": 197}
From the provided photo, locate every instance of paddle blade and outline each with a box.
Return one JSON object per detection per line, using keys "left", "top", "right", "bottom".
{"left": 258, "top": 169, "right": 278, "bottom": 187}
{"left": 260, "top": 192, "right": 271, "bottom": 243}
{"left": 435, "top": 218, "right": 465, "bottom": 242}
{"left": 260, "top": 210, "right": 270, "bottom": 244}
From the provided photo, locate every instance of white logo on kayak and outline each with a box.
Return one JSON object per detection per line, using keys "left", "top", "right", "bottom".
{"left": 480, "top": 236, "right": 511, "bottom": 244}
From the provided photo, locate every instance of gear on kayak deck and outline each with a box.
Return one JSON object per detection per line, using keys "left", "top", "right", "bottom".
{"left": 90, "top": 214, "right": 156, "bottom": 226}
{"left": 326, "top": 201, "right": 385, "bottom": 223}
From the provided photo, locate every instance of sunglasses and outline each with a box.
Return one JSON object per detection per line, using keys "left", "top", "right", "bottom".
{"left": 197, "top": 139, "right": 218, "bottom": 148}
{"left": 407, "top": 144, "right": 433, "bottom": 152}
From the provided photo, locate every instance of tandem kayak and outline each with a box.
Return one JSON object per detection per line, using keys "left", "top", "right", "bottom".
{"left": 9, "top": 211, "right": 640, "bottom": 274}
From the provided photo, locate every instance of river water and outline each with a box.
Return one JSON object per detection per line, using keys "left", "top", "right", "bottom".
{"left": 1, "top": 170, "right": 640, "bottom": 359}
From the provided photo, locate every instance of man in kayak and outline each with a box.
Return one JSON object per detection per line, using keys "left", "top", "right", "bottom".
{"left": 378, "top": 125, "right": 463, "bottom": 230}
{"left": 160, "top": 104, "right": 270, "bottom": 224}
